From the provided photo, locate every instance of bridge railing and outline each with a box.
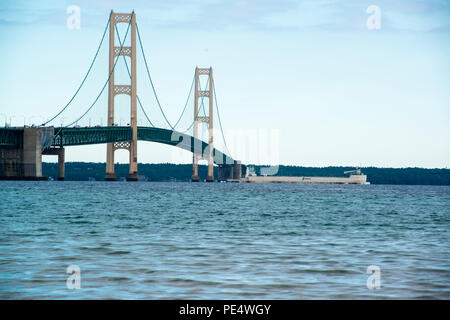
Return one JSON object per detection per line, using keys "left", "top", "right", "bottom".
{"left": 51, "top": 126, "right": 132, "bottom": 147}
{"left": 0, "top": 128, "right": 23, "bottom": 148}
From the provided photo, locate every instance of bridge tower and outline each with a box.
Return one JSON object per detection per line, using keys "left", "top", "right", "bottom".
{"left": 192, "top": 67, "right": 214, "bottom": 182}
{"left": 105, "top": 11, "right": 138, "bottom": 181}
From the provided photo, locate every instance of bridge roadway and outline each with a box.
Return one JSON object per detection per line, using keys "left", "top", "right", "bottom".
{"left": 0, "top": 126, "right": 241, "bottom": 180}
{"left": 0, "top": 126, "right": 234, "bottom": 165}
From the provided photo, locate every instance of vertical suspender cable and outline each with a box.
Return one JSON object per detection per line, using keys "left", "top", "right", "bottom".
{"left": 136, "top": 23, "right": 175, "bottom": 130}
{"left": 212, "top": 78, "right": 232, "bottom": 157}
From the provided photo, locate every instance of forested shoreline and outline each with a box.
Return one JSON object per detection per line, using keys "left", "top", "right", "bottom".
{"left": 41, "top": 162, "right": 450, "bottom": 185}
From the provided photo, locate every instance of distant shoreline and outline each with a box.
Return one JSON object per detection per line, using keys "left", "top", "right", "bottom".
{"left": 40, "top": 162, "right": 450, "bottom": 186}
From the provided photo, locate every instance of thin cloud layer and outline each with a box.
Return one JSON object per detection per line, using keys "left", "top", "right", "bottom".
{"left": 0, "top": 0, "right": 449, "bottom": 33}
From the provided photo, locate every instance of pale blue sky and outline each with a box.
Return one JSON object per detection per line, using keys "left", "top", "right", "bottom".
{"left": 0, "top": 0, "right": 449, "bottom": 168}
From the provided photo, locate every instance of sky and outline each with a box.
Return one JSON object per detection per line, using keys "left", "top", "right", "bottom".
{"left": 0, "top": 0, "right": 449, "bottom": 168}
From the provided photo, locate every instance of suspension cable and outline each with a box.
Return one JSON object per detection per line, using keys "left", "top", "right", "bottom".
{"left": 212, "top": 78, "right": 232, "bottom": 157}
{"left": 181, "top": 75, "right": 208, "bottom": 133}
{"left": 173, "top": 74, "right": 195, "bottom": 129}
{"left": 137, "top": 96, "right": 155, "bottom": 127}
{"left": 64, "top": 12, "right": 133, "bottom": 127}
{"left": 42, "top": 15, "right": 133, "bottom": 150}
{"left": 114, "top": 24, "right": 154, "bottom": 127}
{"left": 42, "top": 12, "right": 111, "bottom": 126}
{"left": 136, "top": 23, "right": 175, "bottom": 130}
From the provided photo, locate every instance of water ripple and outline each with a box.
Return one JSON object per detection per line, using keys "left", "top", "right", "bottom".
{"left": 0, "top": 182, "right": 449, "bottom": 299}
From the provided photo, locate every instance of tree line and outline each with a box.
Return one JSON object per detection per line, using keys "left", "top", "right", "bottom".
{"left": 42, "top": 162, "right": 450, "bottom": 185}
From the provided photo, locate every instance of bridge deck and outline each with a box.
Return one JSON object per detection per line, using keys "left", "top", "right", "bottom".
{"left": 0, "top": 126, "right": 234, "bottom": 166}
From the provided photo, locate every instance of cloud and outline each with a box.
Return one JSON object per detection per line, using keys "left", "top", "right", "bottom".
{"left": 0, "top": 0, "right": 448, "bottom": 33}
{"left": 259, "top": 0, "right": 450, "bottom": 32}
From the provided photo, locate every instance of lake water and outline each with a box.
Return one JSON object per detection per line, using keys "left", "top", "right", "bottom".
{"left": 0, "top": 181, "right": 449, "bottom": 299}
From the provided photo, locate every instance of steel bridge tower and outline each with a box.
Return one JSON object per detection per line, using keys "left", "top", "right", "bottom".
{"left": 191, "top": 67, "right": 214, "bottom": 182}
{"left": 105, "top": 11, "right": 138, "bottom": 181}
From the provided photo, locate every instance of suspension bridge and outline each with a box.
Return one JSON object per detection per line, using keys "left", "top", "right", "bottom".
{"left": 0, "top": 11, "right": 243, "bottom": 182}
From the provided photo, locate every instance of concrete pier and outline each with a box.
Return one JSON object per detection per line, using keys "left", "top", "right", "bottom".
{"left": 0, "top": 147, "right": 24, "bottom": 178}
{"left": 104, "top": 173, "right": 117, "bottom": 181}
{"left": 23, "top": 128, "right": 43, "bottom": 178}
{"left": 0, "top": 127, "right": 53, "bottom": 180}
{"left": 217, "top": 165, "right": 232, "bottom": 182}
{"left": 42, "top": 147, "right": 65, "bottom": 180}
{"left": 217, "top": 161, "right": 244, "bottom": 182}
{"left": 126, "top": 172, "right": 139, "bottom": 181}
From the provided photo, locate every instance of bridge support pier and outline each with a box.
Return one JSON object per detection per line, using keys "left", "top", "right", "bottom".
{"left": 105, "top": 172, "right": 117, "bottom": 181}
{"left": 217, "top": 161, "right": 245, "bottom": 182}
{"left": 0, "top": 127, "right": 53, "bottom": 180}
{"left": 126, "top": 172, "right": 138, "bottom": 181}
{"left": 23, "top": 128, "right": 43, "bottom": 178}
{"left": 58, "top": 149, "right": 65, "bottom": 181}
{"left": 191, "top": 172, "right": 200, "bottom": 182}
{"left": 105, "top": 142, "right": 116, "bottom": 181}
{"left": 42, "top": 147, "right": 65, "bottom": 181}
{"left": 217, "top": 165, "right": 232, "bottom": 182}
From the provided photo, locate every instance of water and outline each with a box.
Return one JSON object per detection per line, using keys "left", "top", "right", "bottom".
{"left": 0, "top": 181, "right": 449, "bottom": 299}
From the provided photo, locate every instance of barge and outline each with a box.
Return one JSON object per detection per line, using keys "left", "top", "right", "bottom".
{"left": 228, "top": 168, "right": 369, "bottom": 184}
